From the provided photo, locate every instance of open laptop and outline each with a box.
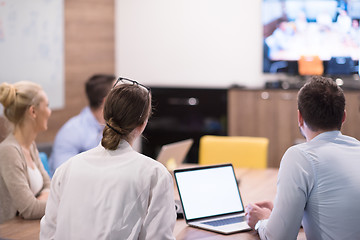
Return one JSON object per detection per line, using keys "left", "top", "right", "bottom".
{"left": 156, "top": 139, "right": 193, "bottom": 170}
{"left": 174, "top": 164, "right": 251, "bottom": 234}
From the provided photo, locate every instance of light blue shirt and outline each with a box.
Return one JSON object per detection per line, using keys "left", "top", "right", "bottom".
{"left": 49, "top": 107, "right": 103, "bottom": 175}
{"left": 258, "top": 131, "right": 360, "bottom": 240}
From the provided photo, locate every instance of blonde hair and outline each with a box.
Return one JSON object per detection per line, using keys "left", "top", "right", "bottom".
{"left": 0, "top": 81, "right": 43, "bottom": 125}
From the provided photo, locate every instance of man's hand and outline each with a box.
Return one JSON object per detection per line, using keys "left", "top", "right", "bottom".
{"left": 245, "top": 201, "right": 273, "bottom": 229}
{"left": 254, "top": 201, "right": 273, "bottom": 211}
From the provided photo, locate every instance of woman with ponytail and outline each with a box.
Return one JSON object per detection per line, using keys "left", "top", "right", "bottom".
{"left": 0, "top": 81, "right": 51, "bottom": 223}
{"left": 41, "top": 78, "right": 176, "bottom": 240}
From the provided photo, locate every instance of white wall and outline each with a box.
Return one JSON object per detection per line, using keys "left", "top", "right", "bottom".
{"left": 115, "top": 0, "right": 263, "bottom": 89}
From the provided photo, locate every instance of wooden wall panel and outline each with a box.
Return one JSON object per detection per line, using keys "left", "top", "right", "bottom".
{"left": 36, "top": 0, "right": 115, "bottom": 144}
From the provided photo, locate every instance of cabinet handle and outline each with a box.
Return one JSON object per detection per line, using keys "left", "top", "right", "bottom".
{"left": 261, "top": 92, "right": 270, "bottom": 100}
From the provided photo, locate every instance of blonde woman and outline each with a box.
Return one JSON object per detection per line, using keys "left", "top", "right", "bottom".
{"left": 0, "top": 81, "right": 51, "bottom": 223}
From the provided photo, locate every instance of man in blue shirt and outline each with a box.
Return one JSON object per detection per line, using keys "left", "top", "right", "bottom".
{"left": 49, "top": 74, "right": 115, "bottom": 175}
{"left": 246, "top": 76, "right": 360, "bottom": 239}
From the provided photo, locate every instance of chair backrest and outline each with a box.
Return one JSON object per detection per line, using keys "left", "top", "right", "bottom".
{"left": 327, "top": 56, "right": 354, "bottom": 75}
{"left": 39, "top": 152, "right": 51, "bottom": 177}
{"left": 298, "top": 55, "right": 324, "bottom": 75}
{"left": 198, "top": 135, "right": 269, "bottom": 169}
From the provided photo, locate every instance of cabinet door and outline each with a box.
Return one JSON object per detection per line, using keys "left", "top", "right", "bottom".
{"left": 257, "top": 90, "right": 301, "bottom": 167}
{"left": 228, "top": 90, "right": 276, "bottom": 137}
{"left": 273, "top": 90, "right": 303, "bottom": 167}
{"left": 228, "top": 89, "right": 301, "bottom": 168}
{"left": 342, "top": 92, "right": 360, "bottom": 140}
{"left": 228, "top": 89, "right": 277, "bottom": 167}
{"left": 228, "top": 90, "right": 257, "bottom": 136}
{"left": 254, "top": 90, "right": 277, "bottom": 167}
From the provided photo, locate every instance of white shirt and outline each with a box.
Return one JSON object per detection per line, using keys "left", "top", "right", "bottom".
{"left": 40, "top": 141, "right": 176, "bottom": 240}
{"left": 27, "top": 164, "right": 43, "bottom": 195}
{"left": 258, "top": 131, "right": 360, "bottom": 240}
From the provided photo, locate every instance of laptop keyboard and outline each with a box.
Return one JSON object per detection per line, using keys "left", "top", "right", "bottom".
{"left": 202, "top": 216, "right": 245, "bottom": 227}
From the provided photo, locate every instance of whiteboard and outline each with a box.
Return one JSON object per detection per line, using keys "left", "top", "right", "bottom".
{"left": 0, "top": 0, "right": 64, "bottom": 112}
{"left": 115, "top": 0, "right": 263, "bottom": 89}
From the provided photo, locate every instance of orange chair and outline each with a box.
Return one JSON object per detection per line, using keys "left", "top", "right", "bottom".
{"left": 298, "top": 55, "right": 324, "bottom": 75}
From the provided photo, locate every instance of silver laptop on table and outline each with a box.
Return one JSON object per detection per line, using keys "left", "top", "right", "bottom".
{"left": 156, "top": 139, "right": 193, "bottom": 170}
{"left": 174, "top": 164, "right": 251, "bottom": 234}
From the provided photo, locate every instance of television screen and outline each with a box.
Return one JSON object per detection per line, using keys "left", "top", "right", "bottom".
{"left": 262, "top": 0, "right": 360, "bottom": 75}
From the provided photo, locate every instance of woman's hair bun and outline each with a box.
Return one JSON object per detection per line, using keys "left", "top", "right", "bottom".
{"left": 0, "top": 83, "right": 16, "bottom": 108}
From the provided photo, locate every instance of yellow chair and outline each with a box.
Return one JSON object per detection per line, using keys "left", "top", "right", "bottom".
{"left": 198, "top": 135, "right": 269, "bottom": 169}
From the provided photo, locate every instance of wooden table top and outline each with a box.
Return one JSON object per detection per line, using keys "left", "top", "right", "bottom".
{"left": 0, "top": 167, "right": 306, "bottom": 240}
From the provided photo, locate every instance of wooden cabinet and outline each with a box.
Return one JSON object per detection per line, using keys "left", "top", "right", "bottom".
{"left": 228, "top": 89, "right": 360, "bottom": 168}
{"left": 342, "top": 91, "right": 360, "bottom": 138}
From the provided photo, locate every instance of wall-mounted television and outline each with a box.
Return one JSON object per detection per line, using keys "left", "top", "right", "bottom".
{"left": 262, "top": 0, "right": 360, "bottom": 76}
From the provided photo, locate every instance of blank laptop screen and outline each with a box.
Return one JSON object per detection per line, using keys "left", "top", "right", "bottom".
{"left": 175, "top": 165, "right": 244, "bottom": 221}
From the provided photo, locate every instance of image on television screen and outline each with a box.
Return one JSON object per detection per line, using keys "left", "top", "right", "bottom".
{"left": 262, "top": 0, "right": 360, "bottom": 75}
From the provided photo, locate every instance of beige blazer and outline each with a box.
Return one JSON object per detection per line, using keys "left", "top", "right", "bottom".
{"left": 0, "top": 133, "right": 50, "bottom": 223}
